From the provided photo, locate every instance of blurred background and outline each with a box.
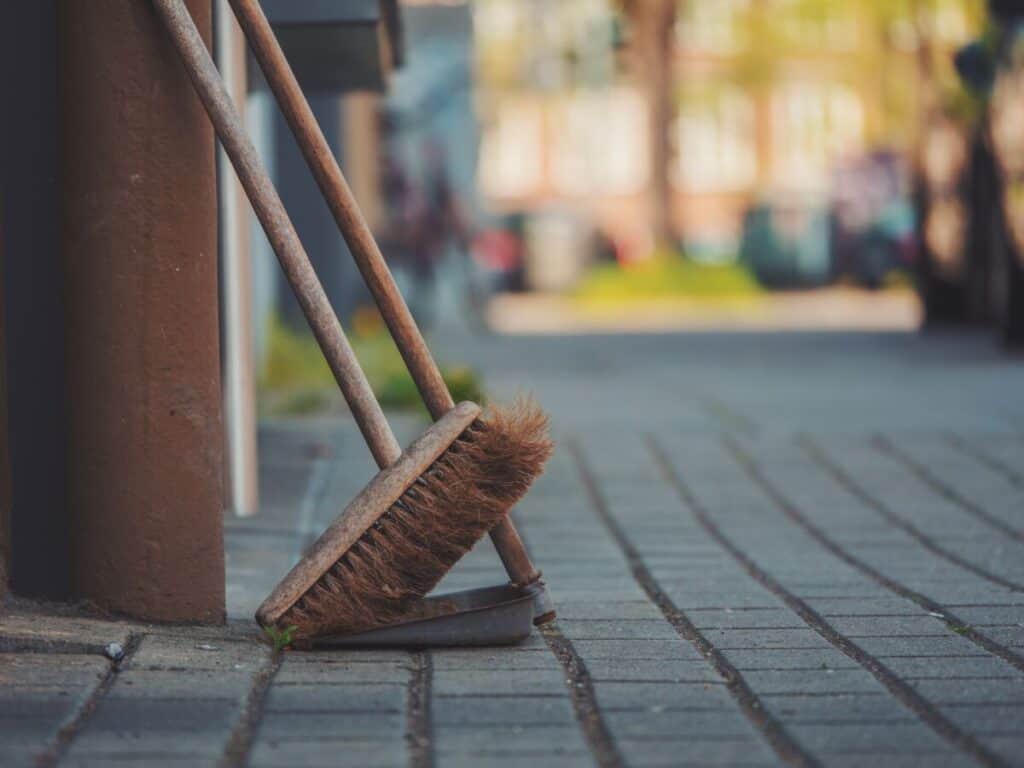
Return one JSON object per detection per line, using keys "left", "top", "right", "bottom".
{"left": 220, "top": 0, "right": 1024, "bottom": 511}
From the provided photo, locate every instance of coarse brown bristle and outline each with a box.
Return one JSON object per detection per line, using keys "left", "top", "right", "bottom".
{"left": 279, "top": 397, "right": 553, "bottom": 638}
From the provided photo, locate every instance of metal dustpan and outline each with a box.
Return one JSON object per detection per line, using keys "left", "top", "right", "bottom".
{"left": 296, "top": 583, "right": 539, "bottom": 649}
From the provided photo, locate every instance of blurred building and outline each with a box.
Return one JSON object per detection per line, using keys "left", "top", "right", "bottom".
{"left": 473, "top": 0, "right": 981, "bottom": 263}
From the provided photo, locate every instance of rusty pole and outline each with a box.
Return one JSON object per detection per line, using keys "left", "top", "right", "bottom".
{"left": 60, "top": 0, "right": 226, "bottom": 622}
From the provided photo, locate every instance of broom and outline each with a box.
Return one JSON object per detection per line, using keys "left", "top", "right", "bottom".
{"left": 152, "top": 0, "right": 553, "bottom": 639}
{"left": 223, "top": 0, "right": 557, "bottom": 619}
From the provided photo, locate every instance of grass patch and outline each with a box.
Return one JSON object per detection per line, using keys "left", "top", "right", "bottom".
{"left": 262, "top": 624, "right": 298, "bottom": 653}
{"left": 575, "top": 254, "right": 762, "bottom": 306}
{"left": 261, "top": 313, "right": 485, "bottom": 417}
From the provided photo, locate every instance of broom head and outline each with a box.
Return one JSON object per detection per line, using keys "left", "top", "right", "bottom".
{"left": 256, "top": 398, "right": 552, "bottom": 639}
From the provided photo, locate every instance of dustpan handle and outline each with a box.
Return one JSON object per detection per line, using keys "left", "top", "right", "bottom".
{"left": 229, "top": 0, "right": 544, "bottom": 589}
{"left": 151, "top": 0, "right": 403, "bottom": 469}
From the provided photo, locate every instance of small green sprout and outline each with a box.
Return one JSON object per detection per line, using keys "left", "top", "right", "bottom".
{"left": 263, "top": 624, "right": 298, "bottom": 653}
{"left": 950, "top": 624, "right": 971, "bottom": 636}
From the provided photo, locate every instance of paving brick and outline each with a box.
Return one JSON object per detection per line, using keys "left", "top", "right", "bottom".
{"left": 784, "top": 722, "right": 950, "bottom": 752}
{"left": 551, "top": 601, "right": 665, "bottom": 620}
{"left": 248, "top": 739, "right": 404, "bottom": 768}
{"left": 64, "top": 732, "right": 224, "bottom": 759}
{"left": 615, "top": 738, "right": 777, "bottom": 766}
{"left": 434, "top": 724, "right": 587, "bottom": 754}
{"left": 824, "top": 615, "right": 950, "bottom": 636}
{"left": 555, "top": 619, "right": 680, "bottom": 640}
{"left": 431, "top": 696, "right": 576, "bottom": 726}
{"left": 256, "top": 712, "right": 403, "bottom": 742}
{"left": 429, "top": 648, "right": 552, "bottom": 668}
{"left": 0, "top": 696, "right": 79, "bottom": 719}
{"left": 706, "top": 628, "right": 834, "bottom": 651}
{"left": 603, "top": 709, "right": 760, "bottom": 739}
{"left": 852, "top": 635, "right": 984, "bottom": 657}
{"left": 0, "top": 747, "right": 46, "bottom": 768}
{"left": 0, "top": 614, "right": 133, "bottom": 655}
{"left": 945, "top": 606, "right": 1024, "bottom": 625}
{"left": 584, "top": 657, "right": 723, "bottom": 683}
{"left": 939, "top": 704, "right": 1024, "bottom": 735}
{"left": 721, "top": 648, "right": 857, "bottom": 671}
{"left": 431, "top": 652, "right": 559, "bottom": 672}
{"left": 84, "top": 698, "right": 238, "bottom": 733}
{"left": 569, "top": 639, "right": 704, "bottom": 660}
{"left": 821, "top": 751, "right": 974, "bottom": 768}
{"left": 437, "top": 754, "right": 593, "bottom": 768}
{"left": 1, "top": 654, "right": 108, "bottom": 686}
{"left": 275, "top": 659, "right": 410, "bottom": 684}
{"left": 881, "top": 655, "right": 1015, "bottom": 679}
{"left": 61, "top": 755, "right": 216, "bottom": 768}
{"left": 105, "top": 669, "right": 252, "bottom": 700}
{"left": 905, "top": 676, "right": 1024, "bottom": 703}
{"left": 432, "top": 670, "right": 568, "bottom": 697}
{"left": 756, "top": 692, "right": 902, "bottom": 722}
{"left": 282, "top": 649, "right": 412, "bottom": 665}
{"left": 0, "top": 714, "right": 65, "bottom": 739}
{"left": 984, "top": 735, "right": 1024, "bottom": 764}
{"left": 689, "top": 609, "right": 804, "bottom": 630}
{"left": 740, "top": 668, "right": 884, "bottom": 695}
{"left": 265, "top": 683, "right": 405, "bottom": 713}
{"left": 592, "top": 680, "right": 732, "bottom": 712}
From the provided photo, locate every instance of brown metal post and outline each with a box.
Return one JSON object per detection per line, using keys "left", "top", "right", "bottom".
{"left": 60, "top": 0, "right": 226, "bottom": 622}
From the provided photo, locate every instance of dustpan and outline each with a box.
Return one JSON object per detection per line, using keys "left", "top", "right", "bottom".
{"left": 298, "top": 583, "right": 540, "bottom": 649}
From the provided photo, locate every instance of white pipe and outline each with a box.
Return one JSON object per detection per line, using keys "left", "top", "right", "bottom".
{"left": 216, "top": 0, "right": 259, "bottom": 517}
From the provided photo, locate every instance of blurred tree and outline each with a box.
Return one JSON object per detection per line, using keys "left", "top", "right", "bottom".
{"left": 620, "top": 0, "right": 679, "bottom": 251}
{"left": 727, "top": 0, "right": 984, "bottom": 149}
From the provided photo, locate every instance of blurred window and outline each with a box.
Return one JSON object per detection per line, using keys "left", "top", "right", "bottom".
{"left": 676, "top": 0, "right": 749, "bottom": 53}
{"left": 473, "top": 0, "right": 527, "bottom": 89}
{"left": 932, "top": 1, "right": 969, "bottom": 43}
{"left": 479, "top": 98, "right": 545, "bottom": 199}
{"left": 674, "top": 88, "right": 757, "bottom": 192}
{"left": 474, "top": 0, "right": 616, "bottom": 91}
{"left": 777, "top": 0, "right": 857, "bottom": 51}
{"left": 549, "top": 87, "right": 649, "bottom": 196}
{"left": 771, "top": 82, "right": 863, "bottom": 189}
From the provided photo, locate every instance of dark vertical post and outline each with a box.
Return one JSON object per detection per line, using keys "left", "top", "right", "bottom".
{"left": 60, "top": 0, "right": 226, "bottom": 622}
{"left": 0, "top": 0, "right": 70, "bottom": 601}
{"left": 0, "top": 215, "right": 9, "bottom": 599}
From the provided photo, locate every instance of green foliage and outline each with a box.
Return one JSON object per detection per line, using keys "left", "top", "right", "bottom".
{"left": 574, "top": 253, "right": 762, "bottom": 305}
{"left": 377, "top": 365, "right": 485, "bottom": 411}
{"left": 716, "top": 0, "right": 987, "bottom": 146}
{"left": 262, "top": 624, "right": 298, "bottom": 653}
{"left": 261, "top": 314, "right": 485, "bottom": 416}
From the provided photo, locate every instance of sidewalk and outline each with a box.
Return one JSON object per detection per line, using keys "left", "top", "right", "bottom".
{"left": 3, "top": 328, "right": 1024, "bottom": 767}
{"left": 486, "top": 287, "right": 921, "bottom": 335}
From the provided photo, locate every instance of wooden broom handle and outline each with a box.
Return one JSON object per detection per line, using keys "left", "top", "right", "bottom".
{"left": 228, "top": 0, "right": 542, "bottom": 587}
{"left": 151, "top": 0, "right": 403, "bottom": 470}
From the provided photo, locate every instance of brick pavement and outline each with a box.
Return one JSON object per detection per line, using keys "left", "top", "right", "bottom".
{"left": 2, "top": 329, "right": 1024, "bottom": 767}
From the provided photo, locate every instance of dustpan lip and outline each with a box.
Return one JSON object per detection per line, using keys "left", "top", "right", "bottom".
{"left": 299, "top": 583, "right": 536, "bottom": 649}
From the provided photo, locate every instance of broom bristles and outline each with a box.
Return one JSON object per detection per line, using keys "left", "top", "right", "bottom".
{"left": 278, "top": 397, "right": 553, "bottom": 638}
